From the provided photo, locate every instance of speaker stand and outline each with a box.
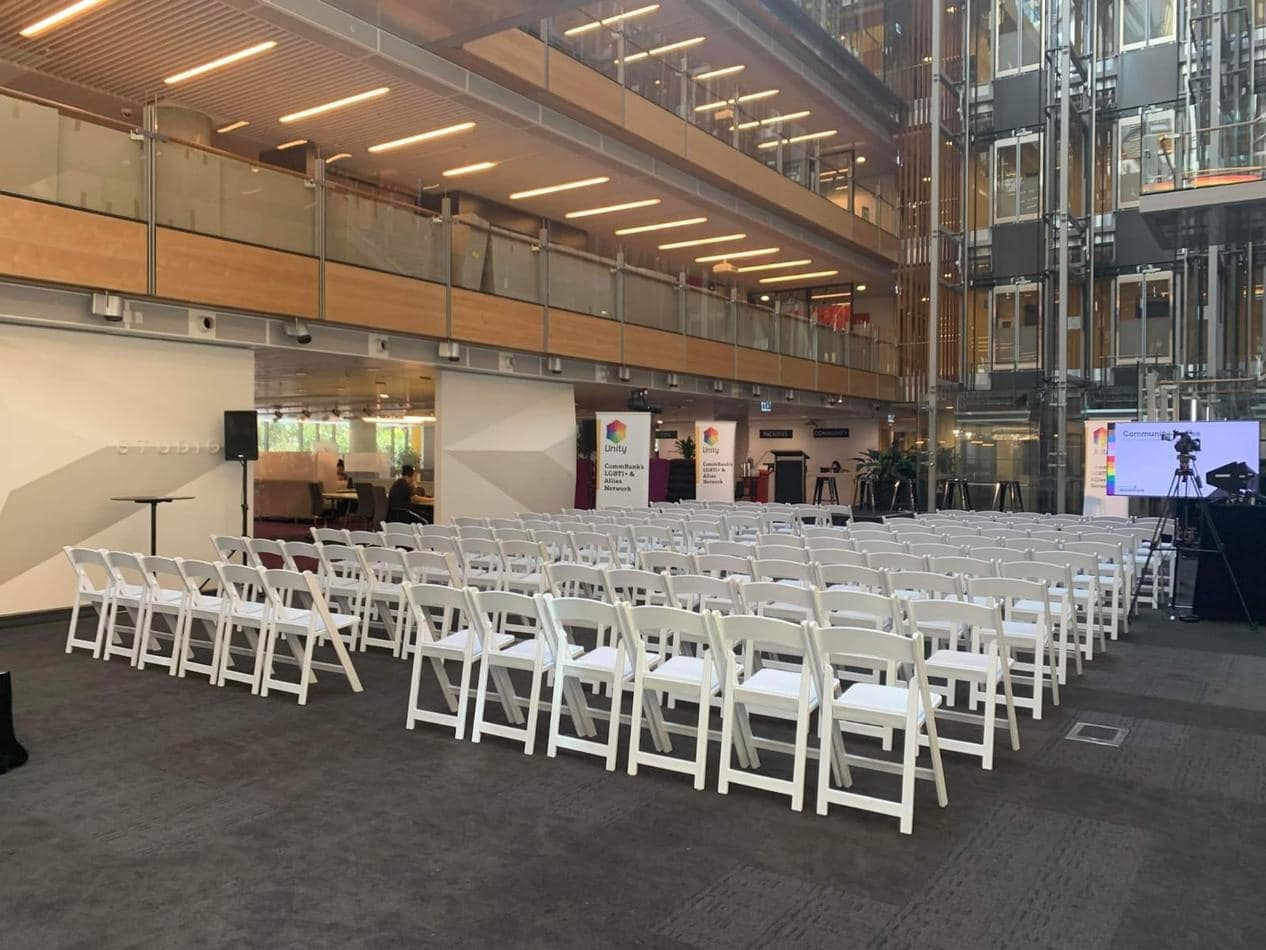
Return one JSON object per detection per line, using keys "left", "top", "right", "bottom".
{"left": 0, "top": 671, "right": 28, "bottom": 775}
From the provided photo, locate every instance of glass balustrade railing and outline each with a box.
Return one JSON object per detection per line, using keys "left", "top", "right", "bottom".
{"left": 542, "top": 12, "right": 899, "bottom": 235}
{"left": 0, "top": 92, "right": 145, "bottom": 219}
{"left": 1141, "top": 115, "right": 1266, "bottom": 194}
{"left": 0, "top": 86, "right": 898, "bottom": 387}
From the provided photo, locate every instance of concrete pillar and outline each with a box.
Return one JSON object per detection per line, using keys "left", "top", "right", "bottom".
{"left": 156, "top": 106, "right": 212, "bottom": 146}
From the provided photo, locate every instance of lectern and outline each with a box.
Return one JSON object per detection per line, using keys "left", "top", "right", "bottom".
{"left": 771, "top": 450, "right": 810, "bottom": 504}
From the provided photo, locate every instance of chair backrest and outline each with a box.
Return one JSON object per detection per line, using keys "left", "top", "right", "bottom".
{"left": 722, "top": 513, "right": 761, "bottom": 540}
{"left": 707, "top": 612, "right": 809, "bottom": 668}
{"left": 803, "top": 536, "right": 853, "bottom": 553}
{"left": 104, "top": 550, "right": 148, "bottom": 593}
{"left": 487, "top": 518, "right": 521, "bottom": 531}
{"left": 247, "top": 537, "right": 286, "bottom": 568}
{"left": 382, "top": 521, "right": 418, "bottom": 535}
{"left": 570, "top": 530, "right": 619, "bottom": 566}
{"left": 604, "top": 568, "right": 670, "bottom": 605}
{"left": 755, "top": 544, "right": 810, "bottom": 564}
{"left": 618, "top": 603, "right": 711, "bottom": 665}
{"left": 638, "top": 549, "right": 693, "bottom": 575}
{"left": 358, "top": 545, "right": 407, "bottom": 584}
{"left": 403, "top": 549, "right": 462, "bottom": 586}
{"left": 521, "top": 519, "right": 556, "bottom": 532}
{"left": 755, "top": 532, "right": 804, "bottom": 548}
{"left": 543, "top": 561, "right": 606, "bottom": 598}
{"left": 663, "top": 573, "right": 739, "bottom": 614}
{"left": 499, "top": 539, "right": 547, "bottom": 571}
{"left": 1028, "top": 531, "right": 1066, "bottom": 545}
{"left": 810, "top": 547, "right": 866, "bottom": 567}
{"left": 537, "top": 593, "right": 623, "bottom": 657}
{"left": 418, "top": 524, "right": 457, "bottom": 538}
{"left": 455, "top": 517, "right": 487, "bottom": 528}
{"left": 684, "top": 520, "right": 724, "bottom": 548}
{"left": 318, "top": 543, "right": 366, "bottom": 583}
{"left": 491, "top": 527, "right": 532, "bottom": 543}
{"left": 211, "top": 534, "right": 251, "bottom": 561}
{"left": 899, "top": 533, "right": 946, "bottom": 545}
{"left": 749, "top": 558, "right": 815, "bottom": 584}
{"left": 969, "top": 576, "right": 1051, "bottom": 626}
{"left": 141, "top": 555, "right": 185, "bottom": 598}
{"left": 705, "top": 540, "right": 754, "bottom": 559}
{"left": 402, "top": 582, "right": 476, "bottom": 648}
{"left": 631, "top": 525, "right": 674, "bottom": 550}
{"left": 215, "top": 561, "right": 267, "bottom": 612}
{"left": 908, "top": 597, "right": 1006, "bottom": 654}
{"left": 691, "top": 553, "right": 752, "bottom": 579}
{"left": 907, "top": 542, "right": 964, "bottom": 558}
{"left": 928, "top": 555, "right": 997, "bottom": 579}
{"left": 348, "top": 530, "right": 384, "bottom": 547}
{"left": 531, "top": 529, "right": 575, "bottom": 562}
{"left": 812, "top": 587, "right": 902, "bottom": 630}
{"left": 1065, "top": 540, "right": 1124, "bottom": 569}
{"left": 855, "top": 539, "right": 908, "bottom": 556}
{"left": 815, "top": 563, "right": 890, "bottom": 594}
{"left": 972, "top": 546, "right": 1031, "bottom": 564}
{"left": 64, "top": 546, "right": 111, "bottom": 593}
{"left": 802, "top": 526, "right": 848, "bottom": 541}
{"left": 457, "top": 525, "right": 494, "bottom": 541}
{"left": 311, "top": 526, "right": 351, "bottom": 545}
{"left": 175, "top": 558, "right": 222, "bottom": 608}
{"left": 865, "top": 551, "right": 927, "bottom": 573}
{"left": 736, "top": 580, "right": 816, "bottom": 616}
{"left": 382, "top": 531, "right": 420, "bottom": 551}
{"left": 1001, "top": 559, "right": 1072, "bottom": 591}
{"left": 848, "top": 528, "right": 893, "bottom": 541}
{"left": 886, "top": 569, "right": 961, "bottom": 598}
{"left": 467, "top": 588, "right": 543, "bottom": 655}
{"left": 1033, "top": 549, "right": 1099, "bottom": 579}
{"left": 806, "top": 622, "right": 929, "bottom": 694}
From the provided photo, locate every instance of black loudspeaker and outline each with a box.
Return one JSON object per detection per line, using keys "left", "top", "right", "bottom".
{"left": 224, "top": 410, "right": 259, "bottom": 461}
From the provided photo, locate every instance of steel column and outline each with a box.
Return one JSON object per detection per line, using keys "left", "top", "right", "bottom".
{"left": 927, "top": 0, "right": 943, "bottom": 511}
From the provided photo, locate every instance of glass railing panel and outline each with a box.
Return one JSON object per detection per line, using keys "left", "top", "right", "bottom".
{"left": 816, "top": 324, "right": 846, "bottom": 366}
{"left": 156, "top": 141, "right": 314, "bottom": 254}
{"left": 1181, "top": 118, "right": 1266, "bottom": 189}
{"left": 451, "top": 220, "right": 541, "bottom": 304}
{"left": 624, "top": 269, "right": 681, "bottom": 332}
{"left": 0, "top": 91, "right": 145, "bottom": 219}
{"left": 780, "top": 312, "right": 815, "bottom": 359}
{"left": 324, "top": 185, "right": 445, "bottom": 282}
{"left": 549, "top": 245, "right": 615, "bottom": 318}
{"left": 735, "top": 301, "right": 775, "bottom": 351}
{"left": 685, "top": 287, "right": 733, "bottom": 343}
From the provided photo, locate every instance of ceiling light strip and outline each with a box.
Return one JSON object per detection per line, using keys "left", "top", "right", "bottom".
{"left": 564, "top": 4, "right": 660, "bottom": 36}
{"left": 324, "top": 153, "right": 352, "bottom": 164}
{"left": 279, "top": 87, "right": 389, "bottom": 123}
{"left": 369, "top": 121, "right": 476, "bottom": 153}
{"left": 565, "top": 198, "right": 660, "bottom": 219}
{"left": 694, "top": 64, "right": 745, "bottom": 81}
{"left": 276, "top": 139, "right": 307, "bottom": 150}
{"left": 616, "top": 217, "right": 708, "bottom": 236}
{"left": 758, "top": 269, "right": 839, "bottom": 284}
{"left": 657, "top": 232, "right": 744, "bottom": 250}
{"left": 732, "top": 111, "right": 811, "bottom": 131}
{"left": 164, "top": 40, "right": 277, "bottom": 85}
{"left": 19, "top": 0, "right": 111, "bottom": 38}
{"left": 811, "top": 291, "right": 851, "bottom": 300}
{"left": 616, "top": 36, "right": 705, "bottom": 65}
{"left": 216, "top": 120, "right": 249, "bottom": 134}
{"left": 735, "top": 259, "right": 812, "bottom": 273}
{"left": 443, "top": 161, "right": 498, "bottom": 177}
{"left": 757, "top": 129, "right": 838, "bottom": 149}
{"left": 510, "top": 176, "right": 610, "bottom": 200}
{"left": 694, "top": 89, "right": 779, "bottom": 113}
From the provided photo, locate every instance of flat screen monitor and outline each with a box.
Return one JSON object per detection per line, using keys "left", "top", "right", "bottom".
{"left": 1107, "top": 421, "right": 1260, "bottom": 498}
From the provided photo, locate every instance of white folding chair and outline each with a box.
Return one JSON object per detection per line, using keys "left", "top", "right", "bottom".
{"left": 311, "top": 527, "right": 350, "bottom": 546}
{"left": 806, "top": 623, "right": 948, "bottom": 834}
{"left": 348, "top": 530, "right": 385, "bottom": 547}
{"left": 213, "top": 562, "right": 271, "bottom": 693}
{"left": 865, "top": 551, "right": 928, "bottom": 573}
{"left": 815, "top": 563, "right": 890, "bottom": 595}
{"left": 458, "top": 538, "right": 504, "bottom": 592}
{"left": 62, "top": 547, "right": 112, "bottom": 657}
{"left": 212, "top": 534, "right": 253, "bottom": 562}
{"left": 691, "top": 553, "right": 751, "bottom": 582}
{"left": 570, "top": 530, "right": 621, "bottom": 568}
{"left": 809, "top": 548, "right": 866, "bottom": 568}
{"left": 755, "top": 544, "right": 811, "bottom": 564}
{"left": 101, "top": 551, "right": 150, "bottom": 665}
{"left": 257, "top": 569, "right": 363, "bottom": 704}
{"left": 357, "top": 546, "right": 411, "bottom": 655}
{"left": 705, "top": 540, "right": 755, "bottom": 559}
{"left": 969, "top": 577, "right": 1058, "bottom": 720}
{"left": 315, "top": 544, "right": 368, "bottom": 647}
{"left": 532, "top": 529, "right": 576, "bottom": 563}
{"left": 638, "top": 549, "right": 693, "bottom": 575}
{"left": 403, "top": 583, "right": 510, "bottom": 739}
{"left": 1001, "top": 560, "right": 1077, "bottom": 686}
{"left": 544, "top": 561, "right": 608, "bottom": 599}
{"left": 134, "top": 556, "right": 190, "bottom": 673}
{"left": 246, "top": 537, "right": 286, "bottom": 569}
{"left": 908, "top": 598, "right": 1020, "bottom": 770}
{"left": 665, "top": 573, "right": 740, "bottom": 615}
{"left": 749, "top": 558, "right": 816, "bottom": 588}
{"left": 498, "top": 539, "right": 549, "bottom": 595}
{"left": 173, "top": 558, "right": 229, "bottom": 682}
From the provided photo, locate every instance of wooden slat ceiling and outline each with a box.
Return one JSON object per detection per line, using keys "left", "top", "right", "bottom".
{"left": 0, "top": 0, "right": 881, "bottom": 287}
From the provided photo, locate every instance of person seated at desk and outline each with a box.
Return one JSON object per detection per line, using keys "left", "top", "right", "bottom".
{"left": 335, "top": 459, "right": 353, "bottom": 489}
{"left": 388, "top": 464, "right": 429, "bottom": 521}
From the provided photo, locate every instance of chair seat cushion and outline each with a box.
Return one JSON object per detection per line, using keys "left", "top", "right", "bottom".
{"left": 839, "top": 682, "right": 940, "bottom": 721}
{"left": 498, "top": 639, "right": 584, "bottom": 663}
{"left": 570, "top": 645, "right": 658, "bottom": 677}
{"left": 646, "top": 655, "right": 736, "bottom": 691}
{"left": 742, "top": 667, "right": 818, "bottom": 703}
{"left": 926, "top": 649, "right": 1013, "bottom": 678}
{"left": 431, "top": 628, "right": 515, "bottom": 655}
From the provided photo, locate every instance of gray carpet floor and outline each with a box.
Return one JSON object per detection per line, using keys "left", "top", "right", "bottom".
{"left": 2, "top": 610, "right": 1265, "bottom": 949}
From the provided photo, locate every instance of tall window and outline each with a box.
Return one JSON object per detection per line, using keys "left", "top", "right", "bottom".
{"left": 1118, "top": 110, "right": 1175, "bottom": 207}
{"left": 996, "top": 0, "right": 1042, "bottom": 76}
{"left": 1116, "top": 271, "right": 1173, "bottom": 362}
{"left": 1117, "top": 116, "right": 1142, "bottom": 207}
{"left": 993, "top": 283, "right": 1041, "bottom": 367}
{"left": 1121, "top": 0, "right": 1176, "bottom": 50}
{"left": 993, "top": 135, "right": 1041, "bottom": 224}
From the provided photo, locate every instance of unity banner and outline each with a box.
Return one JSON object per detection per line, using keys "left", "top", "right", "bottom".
{"left": 595, "top": 412, "right": 650, "bottom": 507}
{"left": 694, "top": 420, "right": 736, "bottom": 502}
{"left": 1082, "top": 419, "right": 1129, "bottom": 516}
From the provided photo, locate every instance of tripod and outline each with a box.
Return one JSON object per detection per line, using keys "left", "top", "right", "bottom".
{"left": 1131, "top": 454, "right": 1256, "bottom": 631}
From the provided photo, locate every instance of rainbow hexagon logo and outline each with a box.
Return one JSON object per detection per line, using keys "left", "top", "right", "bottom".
{"left": 1092, "top": 425, "right": 1108, "bottom": 448}
{"left": 702, "top": 426, "right": 720, "bottom": 447}
{"left": 605, "top": 419, "right": 627, "bottom": 444}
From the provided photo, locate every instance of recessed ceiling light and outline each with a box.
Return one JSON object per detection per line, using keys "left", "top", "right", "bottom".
{"left": 443, "top": 160, "right": 498, "bottom": 177}
{"left": 759, "top": 294, "right": 770, "bottom": 302}
{"left": 856, "top": 155, "right": 867, "bottom": 164}
{"left": 19, "top": 0, "right": 111, "bottom": 38}
{"left": 279, "top": 86, "right": 389, "bottom": 123}
{"left": 694, "top": 247, "right": 779, "bottom": 262}
{"left": 324, "top": 152, "right": 352, "bottom": 164}
{"left": 216, "top": 119, "right": 249, "bottom": 134}
{"left": 732, "top": 110, "right": 811, "bottom": 130}
{"left": 736, "top": 258, "right": 812, "bottom": 273}
{"left": 695, "top": 89, "right": 779, "bottom": 113}
{"left": 510, "top": 177, "right": 609, "bottom": 200}
{"left": 276, "top": 139, "right": 307, "bottom": 151}
{"left": 564, "top": 3, "right": 660, "bottom": 36}
{"left": 657, "top": 232, "right": 744, "bottom": 249}
{"left": 759, "top": 269, "right": 840, "bottom": 284}
{"left": 616, "top": 36, "right": 705, "bottom": 65}
{"left": 811, "top": 291, "right": 851, "bottom": 301}
{"left": 369, "top": 121, "right": 476, "bottom": 153}
{"left": 757, "top": 129, "right": 838, "bottom": 149}
{"left": 616, "top": 217, "right": 708, "bottom": 236}
{"left": 855, "top": 283, "right": 867, "bottom": 291}
{"left": 695, "top": 64, "right": 745, "bottom": 81}
{"left": 163, "top": 40, "right": 277, "bottom": 85}
{"left": 565, "top": 198, "right": 661, "bottom": 219}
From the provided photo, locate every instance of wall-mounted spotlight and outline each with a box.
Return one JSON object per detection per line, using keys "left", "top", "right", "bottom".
{"left": 91, "top": 292, "right": 124, "bottom": 322}
{"left": 284, "top": 319, "right": 312, "bottom": 345}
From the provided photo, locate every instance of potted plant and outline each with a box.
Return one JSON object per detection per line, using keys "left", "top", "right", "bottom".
{"left": 674, "top": 435, "right": 696, "bottom": 460}
{"left": 852, "top": 444, "right": 920, "bottom": 509}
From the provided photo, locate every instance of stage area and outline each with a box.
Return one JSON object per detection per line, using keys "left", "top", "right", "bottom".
{"left": 2, "top": 612, "right": 1265, "bottom": 948}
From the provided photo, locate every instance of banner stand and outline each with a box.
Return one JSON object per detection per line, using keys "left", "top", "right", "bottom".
{"left": 595, "top": 412, "right": 651, "bottom": 507}
{"left": 694, "top": 421, "right": 736, "bottom": 502}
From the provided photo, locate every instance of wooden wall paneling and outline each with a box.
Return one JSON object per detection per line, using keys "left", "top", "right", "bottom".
{"left": 548, "top": 308, "right": 621, "bottom": 363}
{"left": 624, "top": 93, "right": 687, "bottom": 155}
{"left": 780, "top": 355, "right": 817, "bottom": 391}
{"left": 686, "top": 337, "right": 736, "bottom": 380}
{"left": 0, "top": 196, "right": 146, "bottom": 293}
{"left": 324, "top": 262, "right": 445, "bottom": 336}
{"left": 623, "top": 324, "right": 685, "bottom": 372}
{"left": 735, "top": 346, "right": 780, "bottom": 385}
{"left": 817, "top": 363, "right": 848, "bottom": 395}
{"left": 156, "top": 228, "right": 317, "bottom": 317}
{"left": 450, "top": 287, "right": 545, "bottom": 350}
{"left": 462, "top": 30, "right": 546, "bottom": 88}
{"left": 548, "top": 53, "right": 623, "bottom": 126}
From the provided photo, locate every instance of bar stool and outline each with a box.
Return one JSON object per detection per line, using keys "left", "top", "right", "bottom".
{"left": 813, "top": 474, "right": 841, "bottom": 504}
{"left": 938, "top": 478, "right": 974, "bottom": 510}
{"left": 992, "top": 480, "right": 1023, "bottom": 511}
{"left": 853, "top": 475, "right": 876, "bottom": 510}
{"left": 890, "top": 479, "right": 916, "bottom": 512}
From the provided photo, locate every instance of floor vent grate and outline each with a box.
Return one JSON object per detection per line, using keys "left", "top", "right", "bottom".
{"left": 1065, "top": 722, "right": 1129, "bottom": 748}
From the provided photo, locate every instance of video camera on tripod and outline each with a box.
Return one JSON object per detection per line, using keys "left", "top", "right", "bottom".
{"left": 1161, "top": 429, "right": 1202, "bottom": 473}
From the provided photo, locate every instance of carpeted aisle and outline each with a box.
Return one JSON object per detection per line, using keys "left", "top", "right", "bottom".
{"left": 1, "top": 612, "right": 1264, "bottom": 949}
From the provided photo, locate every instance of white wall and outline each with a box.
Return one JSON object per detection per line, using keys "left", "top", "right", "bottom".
{"left": 435, "top": 371, "right": 576, "bottom": 521}
{"left": 0, "top": 324, "right": 253, "bottom": 616}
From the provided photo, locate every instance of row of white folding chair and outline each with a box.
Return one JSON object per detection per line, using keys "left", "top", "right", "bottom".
{"left": 62, "top": 548, "right": 363, "bottom": 704}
